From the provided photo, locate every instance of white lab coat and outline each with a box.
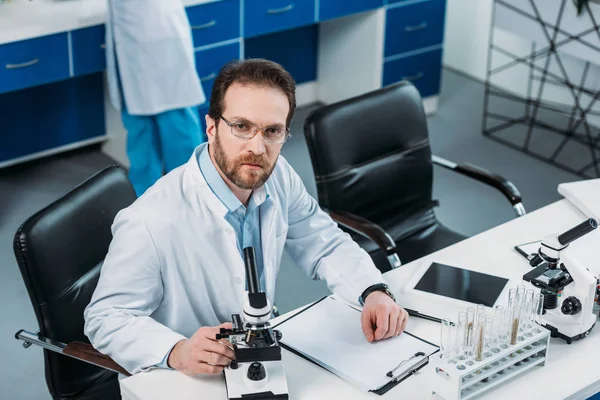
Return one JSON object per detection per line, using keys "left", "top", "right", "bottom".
{"left": 84, "top": 144, "right": 384, "bottom": 374}
{"left": 106, "top": 0, "right": 206, "bottom": 115}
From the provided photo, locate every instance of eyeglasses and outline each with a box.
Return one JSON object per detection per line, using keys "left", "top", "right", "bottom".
{"left": 220, "top": 115, "right": 291, "bottom": 145}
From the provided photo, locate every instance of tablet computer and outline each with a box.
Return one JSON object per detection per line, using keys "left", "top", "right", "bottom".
{"left": 412, "top": 262, "right": 510, "bottom": 308}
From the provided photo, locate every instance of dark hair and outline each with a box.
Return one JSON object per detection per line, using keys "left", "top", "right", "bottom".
{"left": 208, "top": 59, "right": 297, "bottom": 127}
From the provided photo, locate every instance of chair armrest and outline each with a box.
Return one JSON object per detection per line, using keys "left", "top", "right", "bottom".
{"left": 15, "top": 329, "right": 131, "bottom": 376}
{"left": 326, "top": 209, "right": 401, "bottom": 269}
{"left": 432, "top": 155, "right": 526, "bottom": 217}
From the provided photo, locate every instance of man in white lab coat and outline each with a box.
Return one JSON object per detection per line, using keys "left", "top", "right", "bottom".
{"left": 85, "top": 59, "right": 408, "bottom": 376}
{"left": 106, "top": 0, "right": 206, "bottom": 196}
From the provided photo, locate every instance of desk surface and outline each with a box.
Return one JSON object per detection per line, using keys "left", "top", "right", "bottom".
{"left": 0, "top": 0, "right": 217, "bottom": 46}
{"left": 120, "top": 199, "right": 600, "bottom": 400}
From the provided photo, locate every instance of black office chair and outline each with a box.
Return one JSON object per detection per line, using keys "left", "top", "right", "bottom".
{"left": 304, "top": 81, "right": 526, "bottom": 273}
{"left": 14, "top": 165, "right": 136, "bottom": 400}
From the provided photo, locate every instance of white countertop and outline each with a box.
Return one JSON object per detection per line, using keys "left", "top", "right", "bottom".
{"left": 0, "top": 0, "right": 222, "bottom": 46}
{"left": 120, "top": 199, "right": 600, "bottom": 400}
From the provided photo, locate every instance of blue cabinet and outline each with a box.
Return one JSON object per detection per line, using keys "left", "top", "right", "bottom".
{"left": 0, "top": 74, "right": 105, "bottom": 163}
{"left": 383, "top": 48, "right": 443, "bottom": 98}
{"left": 319, "top": 0, "right": 383, "bottom": 21}
{"left": 0, "top": 33, "right": 70, "bottom": 94}
{"left": 245, "top": 25, "right": 318, "bottom": 85}
{"left": 385, "top": 0, "right": 446, "bottom": 56}
{"left": 195, "top": 42, "right": 241, "bottom": 102}
{"left": 244, "top": 0, "right": 315, "bottom": 37}
{"left": 71, "top": 25, "right": 106, "bottom": 76}
{"left": 0, "top": 0, "right": 448, "bottom": 167}
{"left": 187, "top": 0, "right": 241, "bottom": 48}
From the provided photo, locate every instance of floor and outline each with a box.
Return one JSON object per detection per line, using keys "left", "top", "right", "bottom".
{"left": 0, "top": 69, "right": 586, "bottom": 399}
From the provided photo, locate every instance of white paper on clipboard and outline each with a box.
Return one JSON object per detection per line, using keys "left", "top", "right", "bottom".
{"left": 274, "top": 296, "right": 438, "bottom": 392}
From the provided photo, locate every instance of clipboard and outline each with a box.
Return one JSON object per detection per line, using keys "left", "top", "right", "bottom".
{"left": 272, "top": 296, "right": 439, "bottom": 395}
{"left": 514, "top": 240, "right": 541, "bottom": 260}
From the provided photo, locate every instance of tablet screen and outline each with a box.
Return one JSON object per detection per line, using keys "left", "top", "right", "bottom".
{"left": 414, "top": 262, "right": 509, "bottom": 307}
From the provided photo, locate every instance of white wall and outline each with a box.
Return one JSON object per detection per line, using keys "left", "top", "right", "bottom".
{"left": 443, "top": 0, "right": 493, "bottom": 82}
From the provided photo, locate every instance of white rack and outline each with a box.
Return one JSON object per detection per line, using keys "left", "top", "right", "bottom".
{"left": 429, "top": 328, "right": 551, "bottom": 400}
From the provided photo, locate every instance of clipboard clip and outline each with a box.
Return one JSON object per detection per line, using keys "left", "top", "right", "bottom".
{"left": 386, "top": 351, "right": 426, "bottom": 378}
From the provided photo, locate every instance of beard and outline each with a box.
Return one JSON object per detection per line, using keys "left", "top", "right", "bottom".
{"left": 212, "top": 130, "right": 277, "bottom": 190}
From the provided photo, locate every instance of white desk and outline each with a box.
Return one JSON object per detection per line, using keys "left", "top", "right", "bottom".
{"left": 120, "top": 199, "right": 600, "bottom": 400}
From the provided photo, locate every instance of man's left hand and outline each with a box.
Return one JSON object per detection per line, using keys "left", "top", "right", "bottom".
{"left": 361, "top": 291, "right": 408, "bottom": 342}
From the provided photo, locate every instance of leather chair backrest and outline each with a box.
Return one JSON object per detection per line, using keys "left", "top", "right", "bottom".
{"left": 304, "top": 82, "right": 434, "bottom": 232}
{"left": 13, "top": 166, "right": 136, "bottom": 399}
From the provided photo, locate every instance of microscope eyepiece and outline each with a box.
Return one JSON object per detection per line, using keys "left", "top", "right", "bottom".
{"left": 243, "top": 247, "right": 261, "bottom": 294}
{"left": 558, "top": 218, "right": 598, "bottom": 246}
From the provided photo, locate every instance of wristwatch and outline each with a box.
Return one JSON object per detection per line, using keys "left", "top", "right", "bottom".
{"left": 359, "top": 283, "right": 396, "bottom": 306}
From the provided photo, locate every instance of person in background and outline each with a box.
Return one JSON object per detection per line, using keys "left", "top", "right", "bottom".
{"left": 106, "top": 0, "right": 206, "bottom": 196}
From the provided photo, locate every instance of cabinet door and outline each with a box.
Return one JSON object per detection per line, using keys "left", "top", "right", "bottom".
{"left": 195, "top": 42, "right": 241, "bottom": 102}
{"left": 244, "top": 0, "right": 315, "bottom": 37}
{"left": 319, "top": 0, "right": 383, "bottom": 21}
{"left": 187, "top": 0, "right": 241, "bottom": 47}
{"left": 0, "top": 33, "right": 69, "bottom": 94}
{"left": 385, "top": 0, "right": 446, "bottom": 57}
{"left": 72, "top": 25, "right": 106, "bottom": 76}
{"left": 245, "top": 25, "right": 318, "bottom": 85}
{"left": 0, "top": 74, "right": 105, "bottom": 164}
{"left": 383, "top": 48, "right": 443, "bottom": 98}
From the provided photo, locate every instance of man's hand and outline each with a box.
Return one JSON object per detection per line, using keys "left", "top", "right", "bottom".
{"left": 361, "top": 291, "right": 408, "bottom": 342}
{"left": 168, "top": 322, "right": 235, "bottom": 375}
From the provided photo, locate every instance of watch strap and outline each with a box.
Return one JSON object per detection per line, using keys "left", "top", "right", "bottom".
{"left": 359, "top": 283, "right": 396, "bottom": 305}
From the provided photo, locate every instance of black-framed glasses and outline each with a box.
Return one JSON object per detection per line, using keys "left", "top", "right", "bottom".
{"left": 220, "top": 115, "right": 291, "bottom": 145}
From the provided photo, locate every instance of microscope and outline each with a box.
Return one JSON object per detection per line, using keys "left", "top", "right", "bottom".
{"left": 216, "top": 247, "right": 289, "bottom": 400}
{"left": 523, "top": 218, "right": 599, "bottom": 344}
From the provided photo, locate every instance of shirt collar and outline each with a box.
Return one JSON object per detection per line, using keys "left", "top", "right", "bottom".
{"left": 199, "top": 145, "right": 270, "bottom": 213}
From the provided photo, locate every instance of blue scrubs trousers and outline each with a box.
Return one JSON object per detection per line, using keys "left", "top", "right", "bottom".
{"left": 122, "top": 107, "right": 205, "bottom": 196}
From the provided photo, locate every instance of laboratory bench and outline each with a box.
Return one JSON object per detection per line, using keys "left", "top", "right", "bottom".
{"left": 0, "top": 0, "right": 447, "bottom": 168}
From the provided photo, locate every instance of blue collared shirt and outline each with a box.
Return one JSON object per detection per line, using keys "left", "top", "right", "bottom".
{"left": 198, "top": 145, "right": 268, "bottom": 291}
{"left": 155, "top": 145, "right": 268, "bottom": 369}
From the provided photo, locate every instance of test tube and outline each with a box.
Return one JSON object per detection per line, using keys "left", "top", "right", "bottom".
{"left": 441, "top": 319, "right": 452, "bottom": 360}
{"left": 448, "top": 322, "right": 459, "bottom": 364}
{"left": 508, "top": 288, "right": 517, "bottom": 309}
{"left": 457, "top": 312, "right": 468, "bottom": 361}
{"left": 511, "top": 302, "right": 521, "bottom": 345}
{"left": 524, "top": 290, "right": 535, "bottom": 337}
{"left": 466, "top": 307, "right": 475, "bottom": 348}
{"left": 492, "top": 306, "right": 504, "bottom": 353}
{"left": 476, "top": 305, "right": 486, "bottom": 333}
{"left": 477, "top": 304, "right": 486, "bottom": 320}
{"left": 465, "top": 309, "right": 476, "bottom": 366}
{"left": 474, "top": 317, "right": 487, "bottom": 362}
{"left": 533, "top": 293, "right": 544, "bottom": 334}
{"left": 517, "top": 284, "right": 526, "bottom": 299}
{"left": 501, "top": 309, "right": 512, "bottom": 349}
{"left": 484, "top": 316, "right": 494, "bottom": 358}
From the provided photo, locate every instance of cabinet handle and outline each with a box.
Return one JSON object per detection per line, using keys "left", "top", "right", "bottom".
{"left": 267, "top": 4, "right": 294, "bottom": 14}
{"left": 100, "top": 44, "right": 106, "bottom": 49}
{"left": 200, "top": 72, "right": 217, "bottom": 82}
{"left": 402, "top": 72, "right": 424, "bottom": 82}
{"left": 404, "top": 22, "right": 428, "bottom": 32}
{"left": 6, "top": 59, "right": 39, "bottom": 69}
{"left": 192, "top": 20, "right": 217, "bottom": 30}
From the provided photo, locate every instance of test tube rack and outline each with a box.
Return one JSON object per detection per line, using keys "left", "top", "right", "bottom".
{"left": 429, "top": 327, "right": 551, "bottom": 400}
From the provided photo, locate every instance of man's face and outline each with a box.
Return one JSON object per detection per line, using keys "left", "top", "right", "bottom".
{"left": 206, "top": 83, "right": 289, "bottom": 190}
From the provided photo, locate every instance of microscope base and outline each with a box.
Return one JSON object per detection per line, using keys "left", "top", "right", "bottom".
{"left": 224, "top": 360, "right": 289, "bottom": 400}
{"left": 544, "top": 320, "right": 596, "bottom": 344}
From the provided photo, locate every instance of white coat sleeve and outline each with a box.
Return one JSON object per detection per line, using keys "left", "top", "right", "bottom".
{"left": 283, "top": 163, "right": 384, "bottom": 305}
{"left": 84, "top": 210, "right": 186, "bottom": 374}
